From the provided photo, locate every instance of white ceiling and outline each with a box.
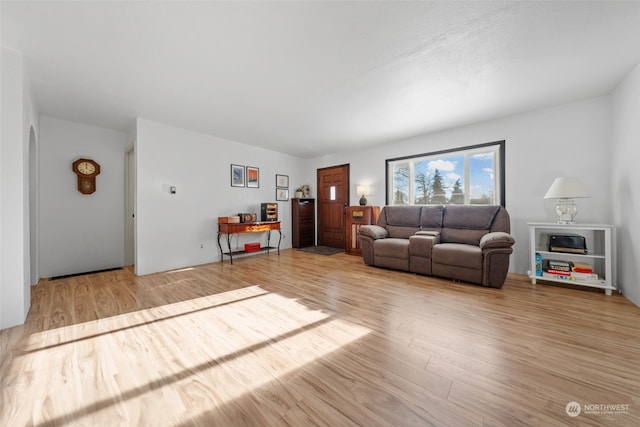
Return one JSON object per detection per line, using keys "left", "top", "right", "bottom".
{"left": 3, "top": 1, "right": 639, "bottom": 158}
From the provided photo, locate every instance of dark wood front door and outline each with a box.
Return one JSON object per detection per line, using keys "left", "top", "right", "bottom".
{"left": 317, "top": 164, "right": 349, "bottom": 248}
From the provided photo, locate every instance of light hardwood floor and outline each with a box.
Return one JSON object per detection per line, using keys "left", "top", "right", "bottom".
{"left": 1, "top": 249, "right": 639, "bottom": 426}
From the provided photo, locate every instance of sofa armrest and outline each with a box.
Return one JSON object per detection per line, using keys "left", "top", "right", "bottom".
{"left": 358, "top": 225, "right": 388, "bottom": 266}
{"left": 480, "top": 232, "right": 515, "bottom": 249}
{"left": 481, "top": 232, "right": 515, "bottom": 288}
{"left": 409, "top": 234, "right": 440, "bottom": 258}
{"left": 415, "top": 230, "right": 440, "bottom": 237}
{"left": 359, "top": 225, "right": 389, "bottom": 240}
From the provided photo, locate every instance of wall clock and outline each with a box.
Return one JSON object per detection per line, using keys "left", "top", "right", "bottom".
{"left": 72, "top": 158, "right": 101, "bottom": 194}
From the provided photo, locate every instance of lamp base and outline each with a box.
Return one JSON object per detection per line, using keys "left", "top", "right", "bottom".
{"left": 359, "top": 196, "right": 367, "bottom": 206}
{"left": 555, "top": 198, "right": 578, "bottom": 224}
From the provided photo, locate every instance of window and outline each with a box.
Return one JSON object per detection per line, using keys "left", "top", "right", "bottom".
{"left": 386, "top": 141, "right": 505, "bottom": 206}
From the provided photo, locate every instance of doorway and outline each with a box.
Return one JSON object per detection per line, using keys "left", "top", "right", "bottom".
{"left": 317, "top": 164, "right": 349, "bottom": 249}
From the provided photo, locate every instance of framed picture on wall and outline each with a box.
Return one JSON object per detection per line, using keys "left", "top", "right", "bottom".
{"left": 246, "top": 166, "right": 259, "bottom": 188}
{"left": 276, "top": 174, "right": 289, "bottom": 188}
{"left": 231, "top": 164, "right": 245, "bottom": 187}
{"left": 276, "top": 188, "right": 289, "bottom": 201}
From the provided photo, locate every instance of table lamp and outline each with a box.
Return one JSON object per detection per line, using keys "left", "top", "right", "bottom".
{"left": 357, "top": 185, "right": 370, "bottom": 206}
{"left": 544, "top": 177, "right": 590, "bottom": 224}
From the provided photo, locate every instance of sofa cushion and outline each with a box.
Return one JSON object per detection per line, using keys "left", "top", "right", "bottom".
{"left": 441, "top": 228, "right": 488, "bottom": 246}
{"left": 374, "top": 238, "right": 409, "bottom": 258}
{"left": 386, "top": 225, "right": 420, "bottom": 239}
{"left": 381, "top": 206, "right": 422, "bottom": 238}
{"left": 441, "top": 205, "right": 501, "bottom": 245}
{"left": 380, "top": 205, "right": 422, "bottom": 226}
{"left": 443, "top": 205, "right": 500, "bottom": 229}
{"left": 432, "top": 243, "right": 482, "bottom": 270}
{"left": 420, "top": 205, "right": 445, "bottom": 231}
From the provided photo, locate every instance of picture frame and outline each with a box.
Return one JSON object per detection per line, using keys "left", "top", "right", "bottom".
{"left": 246, "top": 166, "right": 259, "bottom": 188}
{"left": 276, "top": 174, "right": 289, "bottom": 188}
{"left": 276, "top": 187, "right": 289, "bottom": 201}
{"left": 231, "top": 164, "right": 245, "bottom": 187}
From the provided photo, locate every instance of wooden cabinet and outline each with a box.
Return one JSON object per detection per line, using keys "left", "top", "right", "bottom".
{"left": 345, "top": 206, "right": 380, "bottom": 255}
{"left": 292, "top": 198, "right": 315, "bottom": 248}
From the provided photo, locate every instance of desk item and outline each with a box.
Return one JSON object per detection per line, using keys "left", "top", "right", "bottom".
{"left": 261, "top": 203, "right": 278, "bottom": 221}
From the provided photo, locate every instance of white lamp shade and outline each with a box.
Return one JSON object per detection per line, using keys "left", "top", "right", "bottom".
{"left": 544, "top": 177, "right": 590, "bottom": 199}
{"left": 356, "top": 185, "right": 370, "bottom": 195}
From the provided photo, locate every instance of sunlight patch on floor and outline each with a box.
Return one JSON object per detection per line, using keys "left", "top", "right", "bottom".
{"left": 2, "top": 285, "right": 370, "bottom": 425}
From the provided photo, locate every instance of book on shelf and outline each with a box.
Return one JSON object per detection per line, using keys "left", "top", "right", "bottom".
{"left": 544, "top": 270, "right": 598, "bottom": 279}
{"left": 571, "top": 261, "right": 593, "bottom": 274}
{"left": 543, "top": 259, "right": 594, "bottom": 274}
{"left": 544, "top": 259, "right": 572, "bottom": 272}
{"left": 546, "top": 268, "right": 570, "bottom": 276}
{"left": 542, "top": 272, "right": 604, "bottom": 285}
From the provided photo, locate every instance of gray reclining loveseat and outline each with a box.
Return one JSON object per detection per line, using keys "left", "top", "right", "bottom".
{"left": 358, "top": 205, "right": 515, "bottom": 288}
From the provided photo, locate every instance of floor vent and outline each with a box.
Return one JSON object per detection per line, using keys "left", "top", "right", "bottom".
{"left": 49, "top": 267, "right": 123, "bottom": 281}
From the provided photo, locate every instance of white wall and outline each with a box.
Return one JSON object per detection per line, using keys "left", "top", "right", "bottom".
{"left": 135, "top": 119, "right": 303, "bottom": 275}
{"left": 611, "top": 63, "right": 640, "bottom": 305}
{"left": 1, "top": 47, "right": 38, "bottom": 329}
{"left": 305, "top": 96, "right": 612, "bottom": 276}
{"left": 39, "top": 117, "right": 126, "bottom": 278}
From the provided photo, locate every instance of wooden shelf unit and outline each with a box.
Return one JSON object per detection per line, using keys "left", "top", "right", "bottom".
{"left": 527, "top": 222, "right": 616, "bottom": 295}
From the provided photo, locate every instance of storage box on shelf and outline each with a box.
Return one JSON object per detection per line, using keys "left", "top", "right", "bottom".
{"left": 244, "top": 242, "right": 261, "bottom": 253}
{"left": 528, "top": 222, "right": 616, "bottom": 295}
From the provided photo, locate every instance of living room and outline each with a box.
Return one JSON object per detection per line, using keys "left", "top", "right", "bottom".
{"left": 1, "top": 1, "right": 640, "bottom": 425}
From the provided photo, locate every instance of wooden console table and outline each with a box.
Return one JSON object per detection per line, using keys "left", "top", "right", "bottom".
{"left": 217, "top": 221, "right": 282, "bottom": 264}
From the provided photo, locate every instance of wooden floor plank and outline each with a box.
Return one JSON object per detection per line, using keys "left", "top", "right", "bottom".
{"left": 1, "top": 250, "right": 639, "bottom": 426}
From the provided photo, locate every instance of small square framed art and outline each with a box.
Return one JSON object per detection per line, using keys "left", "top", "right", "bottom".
{"left": 276, "top": 188, "right": 289, "bottom": 201}
{"left": 276, "top": 174, "right": 289, "bottom": 188}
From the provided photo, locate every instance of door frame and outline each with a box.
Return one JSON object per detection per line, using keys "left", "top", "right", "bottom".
{"left": 316, "top": 163, "right": 350, "bottom": 248}
{"left": 125, "top": 144, "right": 136, "bottom": 270}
